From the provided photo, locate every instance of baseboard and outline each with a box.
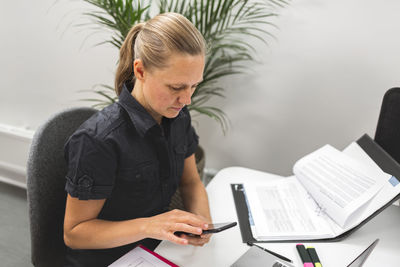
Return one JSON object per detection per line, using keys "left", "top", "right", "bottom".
{"left": 0, "top": 123, "right": 33, "bottom": 187}
{"left": 0, "top": 175, "right": 26, "bottom": 189}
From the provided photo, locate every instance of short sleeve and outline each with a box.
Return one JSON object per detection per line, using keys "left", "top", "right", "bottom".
{"left": 64, "top": 132, "right": 117, "bottom": 200}
{"left": 184, "top": 110, "right": 199, "bottom": 158}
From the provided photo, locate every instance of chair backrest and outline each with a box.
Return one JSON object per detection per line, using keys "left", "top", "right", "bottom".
{"left": 374, "top": 87, "right": 400, "bottom": 164}
{"left": 27, "top": 107, "right": 97, "bottom": 267}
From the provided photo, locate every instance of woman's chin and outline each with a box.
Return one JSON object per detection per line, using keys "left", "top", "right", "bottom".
{"left": 164, "top": 109, "right": 182, "bottom": 118}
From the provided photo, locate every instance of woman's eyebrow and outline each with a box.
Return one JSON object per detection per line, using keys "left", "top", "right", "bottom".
{"left": 170, "top": 80, "right": 203, "bottom": 87}
{"left": 194, "top": 80, "right": 203, "bottom": 86}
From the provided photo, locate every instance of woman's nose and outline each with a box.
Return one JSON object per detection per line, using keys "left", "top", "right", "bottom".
{"left": 178, "top": 88, "right": 192, "bottom": 105}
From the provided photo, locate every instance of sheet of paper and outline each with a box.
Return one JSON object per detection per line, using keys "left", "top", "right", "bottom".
{"left": 109, "top": 246, "right": 174, "bottom": 267}
{"left": 342, "top": 142, "right": 400, "bottom": 229}
{"left": 342, "top": 142, "right": 382, "bottom": 171}
{"left": 293, "top": 145, "right": 388, "bottom": 227}
{"left": 244, "top": 177, "right": 334, "bottom": 240}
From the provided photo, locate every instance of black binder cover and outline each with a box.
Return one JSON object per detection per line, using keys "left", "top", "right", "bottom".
{"left": 231, "top": 134, "right": 400, "bottom": 243}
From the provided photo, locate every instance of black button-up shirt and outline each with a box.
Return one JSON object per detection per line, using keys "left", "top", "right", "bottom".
{"left": 63, "top": 82, "right": 198, "bottom": 266}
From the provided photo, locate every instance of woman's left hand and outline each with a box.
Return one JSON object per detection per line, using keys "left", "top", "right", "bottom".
{"left": 178, "top": 233, "right": 211, "bottom": 246}
{"left": 177, "top": 215, "right": 212, "bottom": 246}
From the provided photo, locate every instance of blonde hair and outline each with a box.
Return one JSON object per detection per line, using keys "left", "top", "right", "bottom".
{"left": 115, "top": 12, "right": 206, "bottom": 95}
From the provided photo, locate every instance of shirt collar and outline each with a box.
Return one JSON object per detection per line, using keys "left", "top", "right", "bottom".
{"left": 117, "top": 82, "right": 158, "bottom": 137}
{"left": 117, "top": 82, "right": 185, "bottom": 137}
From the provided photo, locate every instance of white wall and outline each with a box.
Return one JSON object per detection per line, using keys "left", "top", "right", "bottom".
{"left": 196, "top": 0, "right": 400, "bottom": 175}
{"left": 0, "top": 0, "right": 116, "bottom": 129}
{"left": 1, "top": 0, "right": 399, "bottom": 182}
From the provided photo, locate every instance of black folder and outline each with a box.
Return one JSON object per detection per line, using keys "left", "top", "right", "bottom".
{"left": 231, "top": 134, "right": 400, "bottom": 243}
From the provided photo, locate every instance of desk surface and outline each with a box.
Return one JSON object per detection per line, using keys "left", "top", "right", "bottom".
{"left": 155, "top": 167, "right": 400, "bottom": 267}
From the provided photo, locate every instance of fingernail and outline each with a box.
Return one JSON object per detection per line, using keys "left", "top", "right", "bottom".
{"left": 204, "top": 223, "right": 208, "bottom": 228}
{"left": 197, "top": 228, "right": 202, "bottom": 233}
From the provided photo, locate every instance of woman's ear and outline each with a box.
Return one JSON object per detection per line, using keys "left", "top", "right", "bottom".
{"left": 133, "top": 59, "right": 145, "bottom": 81}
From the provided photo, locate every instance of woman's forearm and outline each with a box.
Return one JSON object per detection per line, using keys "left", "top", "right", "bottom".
{"left": 64, "top": 217, "right": 148, "bottom": 249}
{"left": 180, "top": 179, "right": 212, "bottom": 222}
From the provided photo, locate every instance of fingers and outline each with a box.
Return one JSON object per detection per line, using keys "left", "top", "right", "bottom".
{"left": 166, "top": 232, "right": 189, "bottom": 245}
{"left": 200, "top": 233, "right": 212, "bottom": 239}
{"left": 170, "top": 209, "right": 208, "bottom": 229}
{"left": 180, "top": 233, "right": 211, "bottom": 246}
{"left": 145, "top": 210, "right": 211, "bottom": 246}
{"left": 173, "top": 222, "right": 203, "bottom": 236}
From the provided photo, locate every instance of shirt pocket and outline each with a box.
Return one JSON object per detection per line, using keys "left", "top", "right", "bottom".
{"left": 115, "top": 161, "right": 159, "bottom": 202}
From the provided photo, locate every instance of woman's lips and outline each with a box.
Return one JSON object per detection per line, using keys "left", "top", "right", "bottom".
{"left": 171, "top": 107, "right": 183, "bottom": 111}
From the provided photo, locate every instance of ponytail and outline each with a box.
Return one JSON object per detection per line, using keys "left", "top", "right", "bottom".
{"left": 114, "top": 23, "right": 145, "bottom": 95}
{"left": 115, "top": 13, "right": 206, "bottom": 96}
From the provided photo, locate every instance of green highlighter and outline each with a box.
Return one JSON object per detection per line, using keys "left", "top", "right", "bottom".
{"left": 307, "top": 247, "right": 322, "bottom": 267}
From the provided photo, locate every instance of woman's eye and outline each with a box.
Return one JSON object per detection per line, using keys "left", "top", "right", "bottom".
{"left": 170, "top": 86, "right": 184, "bottom": 91}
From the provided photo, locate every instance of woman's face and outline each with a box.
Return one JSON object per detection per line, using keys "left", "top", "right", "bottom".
{"left": 134, "top": 53, "right": 205, "bottom": 123}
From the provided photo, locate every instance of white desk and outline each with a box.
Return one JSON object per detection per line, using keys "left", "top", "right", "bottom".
{"left": 155, "top": 167, "right": 400, "bottom": 267}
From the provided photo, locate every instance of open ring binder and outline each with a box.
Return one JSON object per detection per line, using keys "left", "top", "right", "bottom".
{"left": 231, "top": 134, "right": 400, "bottom": 243}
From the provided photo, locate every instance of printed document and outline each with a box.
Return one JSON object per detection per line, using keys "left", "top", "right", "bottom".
{"left": 244, "top": 142, "right": 400, "bottom": 241}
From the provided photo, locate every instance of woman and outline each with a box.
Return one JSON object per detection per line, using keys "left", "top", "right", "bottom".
{"left": 63, "top": 12, "right": 212, "bottom": 266}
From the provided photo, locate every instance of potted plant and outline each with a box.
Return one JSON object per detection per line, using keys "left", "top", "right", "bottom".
{"left": 77, "top": 0, "right": 287, "bottom": 185}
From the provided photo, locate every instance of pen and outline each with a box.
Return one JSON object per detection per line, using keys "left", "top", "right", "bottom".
{"left": 307, "top": 247, "right": 322, "bottom": 267}
{"left": 296, "top": 244, "right": 314, "bottom": 267}
{"left": 247, "top": 242, "right": 292, "bottom": 263}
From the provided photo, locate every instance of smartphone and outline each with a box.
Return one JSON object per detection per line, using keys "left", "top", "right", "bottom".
{"left": 202, "top": 222, "right": 237, "bottom": 234}
{"left": 175, "top": 222, "right": 237, "bottom": 236}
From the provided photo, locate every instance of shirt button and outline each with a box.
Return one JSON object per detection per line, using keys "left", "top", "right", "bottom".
{"left": 78, "top": 175, "right": 93, "bottom": 188}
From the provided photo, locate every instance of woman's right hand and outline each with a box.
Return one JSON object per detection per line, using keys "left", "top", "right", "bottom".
{"left": 144, "top": 209, "right": 209, "bottom": 245}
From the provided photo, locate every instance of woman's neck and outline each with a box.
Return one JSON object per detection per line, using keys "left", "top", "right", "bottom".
{"left": 131, "top": 83, "right": 162, "bottom": 124}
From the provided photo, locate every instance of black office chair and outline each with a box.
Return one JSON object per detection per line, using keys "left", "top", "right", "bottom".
{"left": 26, "top": 107, "right": 97, "bottom": 267}
{"left": 374, "top": 87, "right": 400, "bottom": 165}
